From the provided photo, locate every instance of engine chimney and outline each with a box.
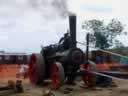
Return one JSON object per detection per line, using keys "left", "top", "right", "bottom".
{"left": 69, "top": 14, "right": 76, "bottom": 48}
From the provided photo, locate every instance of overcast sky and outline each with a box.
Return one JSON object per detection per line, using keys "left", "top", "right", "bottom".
{"left": 0, "top": 0, "right": 128, "bottom": 53}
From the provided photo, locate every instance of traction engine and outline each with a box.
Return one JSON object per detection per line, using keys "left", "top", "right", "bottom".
{"left": 28, "top": 15, "right": 96, "bottom": 89}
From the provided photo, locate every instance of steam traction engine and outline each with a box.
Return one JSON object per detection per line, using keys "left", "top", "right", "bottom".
{"left": 28, "top": 15, "right": 96, "bottom": 89}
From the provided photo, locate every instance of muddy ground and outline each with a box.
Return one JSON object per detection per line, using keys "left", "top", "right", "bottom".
{"left": 0, "top": 79, "right": 128, "bottom": 96}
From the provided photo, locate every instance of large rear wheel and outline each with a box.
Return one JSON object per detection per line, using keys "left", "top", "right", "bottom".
{"left": 28, "top": 53, "right": 45, "bottom": 85}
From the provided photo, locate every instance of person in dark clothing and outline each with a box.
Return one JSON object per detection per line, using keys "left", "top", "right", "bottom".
{"left": 58, "top": 31, "right": 71, "bottom": 50}
{"left": 95, "top": 55, "right": 104, "bottom": 64}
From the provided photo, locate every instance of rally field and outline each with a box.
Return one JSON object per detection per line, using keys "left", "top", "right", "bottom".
{"left": 0, "top": 79, "right": 128, "bottom": 96}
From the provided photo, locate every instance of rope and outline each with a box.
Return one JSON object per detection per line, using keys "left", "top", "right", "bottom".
{"left": 77, "top": 41, "right": 128, "bottom": 59}
{"left": 97, "top": 49, "right": 128, "bottom": 59}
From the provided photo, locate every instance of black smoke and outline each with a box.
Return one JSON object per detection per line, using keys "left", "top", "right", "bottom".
{"left": 29, "top": 0, "right": 71, "bottom": 18}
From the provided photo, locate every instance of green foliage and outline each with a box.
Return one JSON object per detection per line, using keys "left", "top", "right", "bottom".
{"left": 82, "top": 19, "right": 124, "bottom": 49}
{"left": 109, "top": 47, "right": 128, "bottom": 62}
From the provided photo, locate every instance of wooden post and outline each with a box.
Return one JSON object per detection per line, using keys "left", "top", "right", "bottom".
{"left": 86, "top": 33, "right": 89, "bottom": 61}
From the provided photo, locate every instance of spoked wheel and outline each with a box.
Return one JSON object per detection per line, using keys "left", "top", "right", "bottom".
{"left": 28, "top": 53, "right": 45, "bottom": 85}
{"left": 81, "top": 63, "right": 97, "bottom": 87}
{"left": 50, "top": 62, "right": 65, "bottom": 89}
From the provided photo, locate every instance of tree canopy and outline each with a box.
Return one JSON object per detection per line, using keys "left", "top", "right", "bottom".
{"left": 82, "top": 19, "right": 124, "bottom": 49}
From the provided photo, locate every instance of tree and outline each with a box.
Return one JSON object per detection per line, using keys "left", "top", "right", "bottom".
{"left": 82, "top": 19, "right": 124, "bottom": 49}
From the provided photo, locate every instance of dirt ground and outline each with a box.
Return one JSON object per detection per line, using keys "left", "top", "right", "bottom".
{"left": 0, "top": 79, "right": 128, "bottom": 96}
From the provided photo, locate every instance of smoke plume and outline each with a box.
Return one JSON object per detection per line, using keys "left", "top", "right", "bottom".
{"left": 29, "top": 0, "right": 71, "bottom": 18}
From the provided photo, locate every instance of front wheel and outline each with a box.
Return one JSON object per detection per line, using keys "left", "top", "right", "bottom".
{"left": 50, "top": 62, "right": 65, "bottom": 89}
{"left": 81, "top": 63, "right": 97, "bottom": 87}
